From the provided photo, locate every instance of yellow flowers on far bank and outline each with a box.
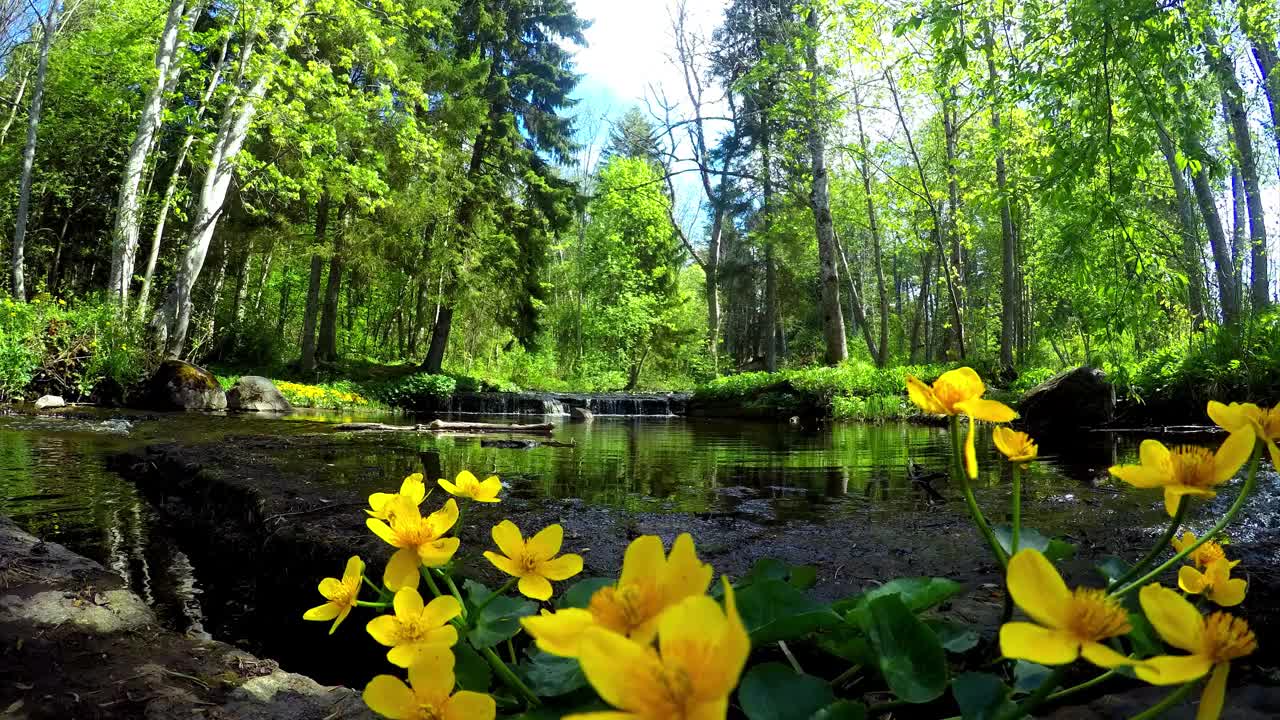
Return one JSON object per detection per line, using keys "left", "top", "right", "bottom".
{"left": 523, "top": 533, "right": 712, "bottom": 657}
{"left": 484, "top": 520, "right": 583, "bottom": 600}
{"left": 438, "top": 469, "right": 503, "bottom": 502}
{"left": 1108, "top": 428, "right": 1254, "bottom": 516}
{"left": 302, "top": 555, "right": 365, "bottom": 634}
{"left": 364, "top": 647, "right": 496, "bottom": 720}
{"left": 1137, "top": 584, "right": 1257, "bottom": 720}
{"left": 906, "top": 367, "right": 1018, "bottom": 422}
{"left": 999, "top": 549, "right": 1137, "bottom": 670}
{"left": 366, "top": 589, "right": 461, "bottom": 667}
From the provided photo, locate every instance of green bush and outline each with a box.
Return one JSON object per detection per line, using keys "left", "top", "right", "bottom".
{"left": 366, "top": 372, "right": 459, "bottom": 409}
{"left": 694, "top": 361, "right": 954, "bottom": 416}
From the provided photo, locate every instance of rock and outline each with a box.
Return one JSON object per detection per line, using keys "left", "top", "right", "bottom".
{"left": 480, "top": 438, "right": 538, "bottom": 449}
{"left": 570, "top": 406, "right": 594, "bottom": 423}
{"left": 141, "top": 360, "right": 227, "bottom": 411}
{"left": 34, "top": 394, "right": 65, "bottom": 409}
{"left": 226, "top": 376, "right": 292, "bottom": 413}
{"left": 1019, "top": 366, "right": 1114, "bottom": 433}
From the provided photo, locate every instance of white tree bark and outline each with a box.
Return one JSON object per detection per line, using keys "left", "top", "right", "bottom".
{"left": 108, "top": 0, "right": 191, "bottom": 308}
{"left": 10, "top": 0, "right": 59, "bottom": 300}
{"left": 152, "top": 1, "right": 308, "bottom": 356}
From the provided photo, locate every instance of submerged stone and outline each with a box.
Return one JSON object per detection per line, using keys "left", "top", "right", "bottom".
{"left": 140, "top": 360, "right": 227, "bottom": 411}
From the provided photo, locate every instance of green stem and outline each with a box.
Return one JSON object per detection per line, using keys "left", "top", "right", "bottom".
{"left": 1126, "top": 682, "right": 1197, "bottom": 720}
{"left": 828, "top": 664, "right": 861, "bottom": 687}
{"left": 421, "top": 566, "right": 446, "bottom": 598}
{"left": 361, "top": 575, "right": 382, "bottom": 595}
{"left": 438, "top": 570, "right": 468, "bottom": 618}
{"left": 507, "top": 637, "right": 518, "bottom": 665}
{"left": 1113, "top": 445, "right": 1261, "bottom": 598}
{"left": 481, "top": 646, "right": 540, "bottom": 706}
{"left": 950, "top": 416, "right": 1008, "bottom": 569}
{"left": 355, "top": 600, "right": 390, "bottom": 608}
{"left": 473, "top": 578, "right": 519, "bottom": 617}
{"left": 454, "top": 502, "right": 465, "bottom": 538}
{"left": 1107, "top": 498, "right": 1187, "bottom": 592}
{"left": 996, "top": 667, "right": 1067, "bottom": 720}
{"left": 1010, "top": 463, "right": 1022, "bottom": 555}
{"left": 1046, "top": 669, "right": 1117, "bottom": 703}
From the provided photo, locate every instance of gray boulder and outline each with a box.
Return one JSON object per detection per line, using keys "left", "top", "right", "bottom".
{"left": 227, "top": 376, "right": 292, "bottom": 413}
{"left": 141, "top": 360, "right": 227, "bottom": 411}
{"left": 1019, "top": 366, "right": 1114, "bottom": 433}
{"left": 34, "top": 395, "right": 65, "bottom": 410}
{"left": 570, "top": 406, "right": 594, "bottom": 423}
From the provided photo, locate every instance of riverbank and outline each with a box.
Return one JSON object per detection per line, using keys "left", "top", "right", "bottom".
{"left": 0, "top": 515, "right": 374, "bottom": 720}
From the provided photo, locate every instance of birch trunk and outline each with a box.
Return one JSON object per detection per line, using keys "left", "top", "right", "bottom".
{"left": 317, "top": 203, "right": 347, "bottom": 362}
{"left": 1155, "top": 123, "right": 1205, "bottom": 327}
{"left": 0, "top": 69, "right": 29, "bottom": 147}
{"left": 10, "top": 0, "right": 59, "bottom": 300}
{"left": 299, "top": 194, "right": 329, "bottom": 372}
{"left": 985, "top": 25, "right": 1018, "bottom": 372}
{"left": 1239, "top": 2, "right": 1280, "bottom": 183}
{"left": 108, "top": 0, "right": 186, "bottom": 308}
{"left": 805, "top": 7, "right": 846, "bottom": 366}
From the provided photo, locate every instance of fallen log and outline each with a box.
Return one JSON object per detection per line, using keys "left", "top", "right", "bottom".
{"left": 334, "top": 420, "right": 556, "bottom": 435}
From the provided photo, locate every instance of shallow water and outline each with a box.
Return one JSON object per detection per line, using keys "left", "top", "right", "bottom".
{"left": 0, "top": 408, "right": 1246, "bottom": 638}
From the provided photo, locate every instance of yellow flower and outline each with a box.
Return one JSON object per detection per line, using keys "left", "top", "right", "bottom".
{"left": 483, "top": 520, "right": 583, "bottom": 601}
{"left": 363, "top": 646, "right": 496, "bottom": 720}
{"left": 438, "top": 470, "right": 502, "bottom": 503}
{"left": 368, "top": 473, "right": 427, "bottom": 521}
{"left": 1136, "top": 584, "right": 1256, "bottom": 720}
{"left": 1179, "top": 559, "right": 1247, "bottom": 608}
{"left": 999, "top": 549, "right": 1137, "bottom": 670}
{"left": 993, "top": 426, "right": 1038, "bottom": 463}
{"left": 1108, "top": 429, "right": 1255, "bottom": 516}
{"left": 367, "top": 498, "right": 461, "bottom": 591}
{"left": 522, "top": 533, "right": 712, "bottom": 657}
{"left": 302, "top": 555, "right": 364, "bottom": 634}
{"left": 565, "top": 579, "right": 749, "bottom": 720}
{"left": 1171, "top": 531, "right": 1227, "bottom": 569}
{"left": 905, "top": 367, "right": 1018, "bottom": 422}
{"left": 1208, "top": 400, "right": 1280, "bottom": 469}
{"left": 366, "top": 588, "right": 461, "bottom": 667}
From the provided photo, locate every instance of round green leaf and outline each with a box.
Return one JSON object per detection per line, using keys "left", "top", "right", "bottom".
{"left": 738, "top": 663, "right": 835, "bottom": 720}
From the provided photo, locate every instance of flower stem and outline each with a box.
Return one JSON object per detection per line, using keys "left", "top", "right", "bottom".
{"left": 355, "top": 600, "right": 390, "bottom": 608}
{"left": 472, "top": 578, "right": 518, "bottom": 617}
{"left": 1010, "top": 463, "right": 1022, "bottom": 555}
{"left": 421, "top": 565, "right": 446, "bottom": 598}
{"left": 438, "top": 570, "right": 468, "bottom": 617}
{"left": 1113, "top": 444, "right": 1261, "bottom": 599}
{"left": 1107, "top": 498, "right": 1187, "bottom": 592}
{"left": 1046, "top": 669, "right": 1117, "bottom": 702}
{"left": 481, "top": 646, "right": 540, "bottom": 706}
{"left": 950, "top": 416, "right": 1008, "bottom": 569}
{"left": 995, "top": 666, "right": 1067, "bottom": 720}
{"left": 1126, "top": 682, "right": 1197, "bottom": 720}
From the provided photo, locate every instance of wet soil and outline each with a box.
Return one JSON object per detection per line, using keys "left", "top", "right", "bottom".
{"left": 108, "top": 431, "right": 1280, "bottom": 717}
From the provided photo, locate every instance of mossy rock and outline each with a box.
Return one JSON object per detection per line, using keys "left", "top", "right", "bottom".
{"left": 140, "top": 360, "right": 227, "bottom": 411}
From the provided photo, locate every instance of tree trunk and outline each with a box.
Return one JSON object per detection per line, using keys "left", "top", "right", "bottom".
{"left": 253, "top": 241, "right": 273, "bottom": 312}
{"left": 299, "top": 194, "right": 329, "bottom": 372}
{"left": 10, "top": 0, "right": 60, "bottom": 300}
{"left": 855, "top": 92, "right": 891, "bottom": 368}
{"left": 1155, "top": 123, "right": 1205, "bottom": 327}
{"left": 317, "top": 203, "right": 347, "bottom": 362}
{"left": 940, "top": 86, "right": 967, "bottom": 356}
{"left": 109, "top": 0, "right": 187, "bottom": 308}
{"left": 761, "top": 126, "right": 779, "bottom": 372}
{"left": 909, "top": 247, "right": 934, "bottom": 362}
{"left": 0, "top": 69, "right": 29, "bottom": 147}
{"left": 276, "top": 261, "right": 292, "bottom": 338}
{"left": 1189, "top": 158, "right": 1240, "bottom": 326}
{"left": 152, "top": 2, "right": 309, "bottom": 356}
{"left": 230, "top": 241, "right": 251, "bottom": 324}
{"left": 985, "top": 26, "right": 1018, "bottom": 372}
{"left": 1207, "top": 29, "right": 1270, "bottom": 312}
{"left": 835, "top": 228, "right": 878, "bottom": 360}
{"left": 1240, "top": 2, "right": 1280, "bottom": 183}
{"left": 1230, "top": 163, "right": 1246, "bottom": 312}
{"left": 806, "top": 8, "right": 846, "bottom": 366}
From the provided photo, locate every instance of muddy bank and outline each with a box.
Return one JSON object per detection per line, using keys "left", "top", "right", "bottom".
{"left": 112, "top": 431, "right": 1280, "bottom": 711}
{"left": 0, "top": 516, "right": 373, "bottom": 720}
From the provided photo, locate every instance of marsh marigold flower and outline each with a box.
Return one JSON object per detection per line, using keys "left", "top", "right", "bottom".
{"left": 905, "top": 367, "right": 1018, "bottom": 422}
{"left": 364, "top": 646, "right": 495, "bottom": 720}
{"left": 302, "top": 555, "right": 364, "bottom": 634}
{"left": 1136, "top": 583, "right": 1257, "bottom": 720}
{"left": 1108, "top": 429, "right": 1255, "bottom": 516}
{"left": 1179, "top": 559, "right": 1247, "bottom": 608}
{"left": 522, "top": 533, "right": 712, "bottom": 657}
{"left": 1171, "top": 531, "right": 1228, "bottom": 569}
{"left": 565, "top": 579, "right": 749, "bottom": 720}
{"left": 367, "top": 474, "right": 427, "bottom": 521}
{"left": 368, "top": 498, "right": 461, "bottom": 591}
{"left": 1208, "top": 400, "right": 1280, "bottom": 469}
{"left": 366, "top": 588, "right": 461, "bottom": 667}
{"left": 438, "top": 470, "right": 502, "bottom": 503}
{"left": 484, "top": 520, "right": 583, "bottom": 600}
{"left": 999, "top": 549, "right": 1137, "bottom": 670}
{"left": 994, "top": 426, "right": 1038, "bottom": 463}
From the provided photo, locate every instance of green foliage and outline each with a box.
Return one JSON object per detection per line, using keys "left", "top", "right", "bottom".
{"left": 365, "top": 373, "right": 458, "bottom": 410}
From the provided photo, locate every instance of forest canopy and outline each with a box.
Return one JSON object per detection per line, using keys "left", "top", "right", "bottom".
{"left": 0, "top": 0, "right": 1276, "bottom": 393}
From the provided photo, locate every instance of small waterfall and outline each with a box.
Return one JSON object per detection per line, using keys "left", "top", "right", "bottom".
{"left": 543, "top": 398, "right": 568, "bottom": 416}
{"left": 447, "top": 391, "right": 689, "bottom": 417}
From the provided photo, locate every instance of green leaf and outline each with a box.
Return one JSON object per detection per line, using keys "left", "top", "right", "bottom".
{"left": 1095, "top": 556, "right": 1130, "bottom": 584}
{"left": 926, "top": 619, "right": 980, "bottom": 653}
{"left": 557, "top": 577, "right": 612, "bottom": 609}
{"left": 738, "top": 663, "right": 835, "bottom": 720}
{"left": 993, "top": 526, "right": 1075, "bottom": 562}
{"left": 789, "top": 565, "right": 819, "bottom": 591}
{"left": 453, "top": 643, "right": 491, "bottom": 692}
{"left": 952, "top": 672, "right": 1017, "bottom": 720}
{"left": 836, "top": 577, "right": 964, "bottom": 629}
{"left": 809, "top": 700, "right": 867, "bottom": 720}
{"left": 865, "top": 594, "right": 948, "bottom": 703}
{"left": 1012, "top": 661, "right": 1052, "bottom": 695}
{"left": 521, "top": 650, "right": 588, "bottom": 697}
{"left": 464, "top": 579, "right": 537, "bottom": 650}
{"left": 735, "top": 579, "right": 842, "bottom": 644}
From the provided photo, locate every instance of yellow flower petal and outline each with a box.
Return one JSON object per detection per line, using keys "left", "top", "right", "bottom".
{"left": 318, "top": 577, "right": 344, "bottom": 600}
{"left": 438, "top": 478, "right": 460, "bottom": 495}
{"left": 1164, "top": 486, "right": 1215, "bottom": 516}
{"left": 662, "top": 533, "right": 713, "bottom": 601}
{"left": 394, "top": 587, "right": 425, "bottom": 619}
{"left": 342, "top": 555, "right": 365, "bottom": 584}
{"left": 527, "top": 524, "right": 565, "bottom": 559}
{"left": 1209, "top": 577, "right": 1247, "bottom": 608}
{"left": 407, "top": 646, "right": 456, "bottom": 703}
{"left": 1006, "top": 549, "right": 1071, "bottom": 629}
{"left": 955, "top": 398, "right": 1018, "bottom": 423}
{"left": 964, "top": 416, "right": 978, "bottom": 480}
{"left": 906, "top": 375, "right": 946, "bottom": 415}
{"left": 1080, "top": 641, "right": 1138, "bottom": 669}
{"left": 618, "top": 535, "right": 665, "bottom": 588}
{"left": 425, "top": 499, "right": 460, "bottom": 536}
{"left": 363, "top": 675, "right": 417, "bottom": 719}
{"left": 1196, "top": 662, "right": 1229, "bottom": 720}
{"left": 539, "top": 553, "right": 584, "bottom": 581}
{"left": 1268, "top": 439, "right": 1280, "bottom": 471}
{"left": 1109, "top": 464, "right": 1168, "bottom": 489}
{"left": 303, "top": 602, "right": 340, "bottom": 621}
{"left": 367, "top": 614, "right": 402, "bottom": 646}
{"left": 444, "top": 691, "right": 497, "bottom": 720}
{"left": 417, "top": 537, "right": 460, "bottom": 567}
{"left": 367, "top": 518, "right": 402, "bottom": 547}
{"left": 936, "top": 367, "right": 985, "bottom": 401}
{"left": 1179, "top": 566, "right": 1209, "bottom": 595}
{"left": 401, "top": 474, "right": 426, "bottom": 504}
{"left": 519, "top": 574, "right": 554, "bottom": 601}
{"left": 1207, "top": 401, "right": 1254, "bottom": 432}
{"left": 999, "top": 622, "right": 1079, "bottom": 665}
{"left": 423, "top": 595, "right": 463, "bottom": 626}
{"left": 385, "top": 548, "right": 422, "bottom": 591}
{"left": 577, "top": 626, "right": 664, "bottom": 712}
{"left": 492, "top": 520, "right": 526, "bottom": 558}
{"left": 1139, "top": 584, "right": 1205, "bottom": 653}
{"left": 522, "top": 608, "right": 597, "bottom": 657}
{"left": 484, "top": 551, "right": 523, "bottom": 578}
{"left": 476, "top": 475, "right": 503, "bottom": 501}
{"left": 1140, "top": 439, "right": 1171, "bottom": 468}
{"left": 1212, "top": 427, "right": 1255, "bottom": 483}
{"left": 1135, "top": 653, "right": 1214, "bottom": 686}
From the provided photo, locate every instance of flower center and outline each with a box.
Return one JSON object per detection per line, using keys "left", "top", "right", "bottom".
{"left": 645, "top": 661, "right": 694, "bottom": 717}
{"left": 1259, "top": 408, "right": 1280, "bottom": 440}
{"left": 414, "top": 702, "right": 443, "bottom": 720}
{"left": 1170, "top": 446, "right": 1217, "bottom": 488}
{"left": 1191, "top": 542, "right": 1226, "bottom": 569}
{"left": 1202, "top": 612, "right": 1256, "bottom": 663}
{"left": 1065, "top": 588, "right": 1130, "bottom": 641}
{"left": 590, "top": 583, "right": 660, "bottom": 635}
